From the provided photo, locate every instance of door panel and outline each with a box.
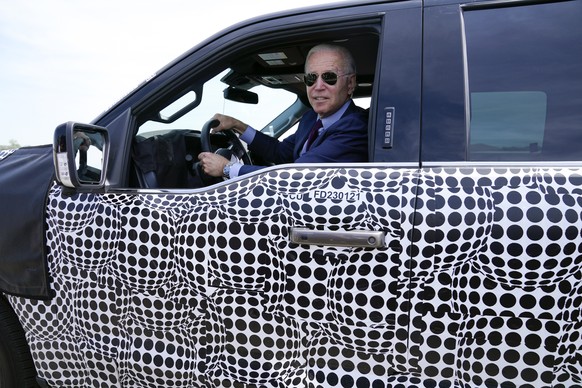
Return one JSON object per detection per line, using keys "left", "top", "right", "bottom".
{"left": 9, "top": 165, "right": 421, "bottom": 387}
{"left": 409, "top": 166, "right": 582, "bottom": 386}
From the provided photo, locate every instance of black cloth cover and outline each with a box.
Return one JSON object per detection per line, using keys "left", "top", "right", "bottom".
{"left": 133, "top": 130, "right": 205, "bottom": 188}
{"left": 0, "top": 146, "right": 54, "bottom": 299}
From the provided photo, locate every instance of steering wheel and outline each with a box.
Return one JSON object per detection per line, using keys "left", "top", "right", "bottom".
{"left": 196, "top": 119, "right": 253, "bottom": 184}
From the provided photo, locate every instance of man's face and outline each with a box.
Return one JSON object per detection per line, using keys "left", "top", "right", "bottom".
{"left": 305, "top": 50, "right": 355, "bottom": 118}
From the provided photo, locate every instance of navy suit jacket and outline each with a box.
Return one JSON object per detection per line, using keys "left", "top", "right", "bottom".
{"left": 239, "top": 101, "right": 368, "bottom": 175}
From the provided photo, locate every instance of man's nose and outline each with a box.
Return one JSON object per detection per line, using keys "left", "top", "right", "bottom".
{"left": 313, "top": 77, "right": 326, "bottom": 89}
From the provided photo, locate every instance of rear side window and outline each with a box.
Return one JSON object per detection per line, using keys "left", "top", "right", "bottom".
{"left": 463, "top": 1, "right": 582, "bottom": 161}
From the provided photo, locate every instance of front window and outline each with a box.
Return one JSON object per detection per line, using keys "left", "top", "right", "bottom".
{"left": 128, "top": 28, "right": 379, "bottom": 189}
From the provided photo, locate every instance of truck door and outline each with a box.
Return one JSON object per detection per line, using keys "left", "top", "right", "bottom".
{"left": 417, "top": 0, "right": 582, "bottom": 386}
{"left": 9, "top": 2, "right": 427, "bottom": 387}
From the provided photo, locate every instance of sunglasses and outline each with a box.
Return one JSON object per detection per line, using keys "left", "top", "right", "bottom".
{"left": 303, "top": 71, "right": 351, "bottom": 87}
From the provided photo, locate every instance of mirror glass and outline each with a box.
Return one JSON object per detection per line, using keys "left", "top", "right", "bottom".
{"left": 73, "top": 128, "right": 105, "bottom": 184}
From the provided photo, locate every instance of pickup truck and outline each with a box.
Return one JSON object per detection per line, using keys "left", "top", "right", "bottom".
{"left": 0, "top": 0, "right": 580, "bottom": 387}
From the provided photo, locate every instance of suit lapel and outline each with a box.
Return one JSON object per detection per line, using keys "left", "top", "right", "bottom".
{"left": 293, "top": 101, "right": 358, "bottom": 157}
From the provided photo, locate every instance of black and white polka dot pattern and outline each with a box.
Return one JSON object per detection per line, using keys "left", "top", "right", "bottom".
{"left": 7, "top": 166, "right": 582, "bottom": 387}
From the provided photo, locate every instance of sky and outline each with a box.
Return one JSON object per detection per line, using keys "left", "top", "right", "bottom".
{"left": 0, "top": 0, "right": 340, "bottom": 147}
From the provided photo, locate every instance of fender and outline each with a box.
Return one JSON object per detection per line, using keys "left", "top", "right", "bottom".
{"left": 0, "top": 146, "right": 54, "bottom": 299}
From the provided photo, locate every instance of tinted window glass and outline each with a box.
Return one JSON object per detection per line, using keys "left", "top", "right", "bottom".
{"left": 470, "top": 91, "right": 546, "bottom": 159}
{"left": 464, "top": 1, "right": 582, "bottom": 161}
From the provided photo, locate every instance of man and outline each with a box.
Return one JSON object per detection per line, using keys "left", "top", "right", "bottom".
{"left": 198, "top": 43, "right": 368, "bottom": 179}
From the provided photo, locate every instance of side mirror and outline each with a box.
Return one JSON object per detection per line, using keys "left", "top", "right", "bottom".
{"left": 53, "top": 122, "right": 109, "bottom": 189}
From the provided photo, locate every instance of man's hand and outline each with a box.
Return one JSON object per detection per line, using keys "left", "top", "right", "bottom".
{"left": 211, "top": 113, "right": 247, "bottom": 135}
{"left": 74, "top": 131, "right": 92, "bottom": 152}
{"left": 198, "top": 152, "right": 229, "bottom": 177}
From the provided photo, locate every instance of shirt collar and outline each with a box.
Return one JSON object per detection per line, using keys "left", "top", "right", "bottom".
{"left": 320, "top": 99, "right": 352, "bottom": 129}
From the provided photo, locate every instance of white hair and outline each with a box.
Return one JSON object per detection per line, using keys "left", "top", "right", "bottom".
{"left": 305, "top": 44, "right": 356, "bottom": 74}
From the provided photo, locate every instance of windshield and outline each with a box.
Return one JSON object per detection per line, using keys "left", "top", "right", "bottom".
{"left": 138, "top": 69, "right": 298, "bottom": 138}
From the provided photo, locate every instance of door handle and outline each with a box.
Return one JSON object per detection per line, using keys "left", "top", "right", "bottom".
{"left": 289, "top": 228, "right": 385, "bottom": 248}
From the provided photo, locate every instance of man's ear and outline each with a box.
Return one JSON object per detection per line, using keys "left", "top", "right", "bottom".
{"left": 347, "top": 74, "right": 357, "bottom": 96}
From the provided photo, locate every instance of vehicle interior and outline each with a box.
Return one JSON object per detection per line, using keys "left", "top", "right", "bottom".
{"left": 129, "top": 29, "right": 380, "bottom": 189}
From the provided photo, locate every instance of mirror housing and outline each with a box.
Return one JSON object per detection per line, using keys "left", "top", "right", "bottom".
{"left": 53, "top": 122, "right": 109, "bottom": 189}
